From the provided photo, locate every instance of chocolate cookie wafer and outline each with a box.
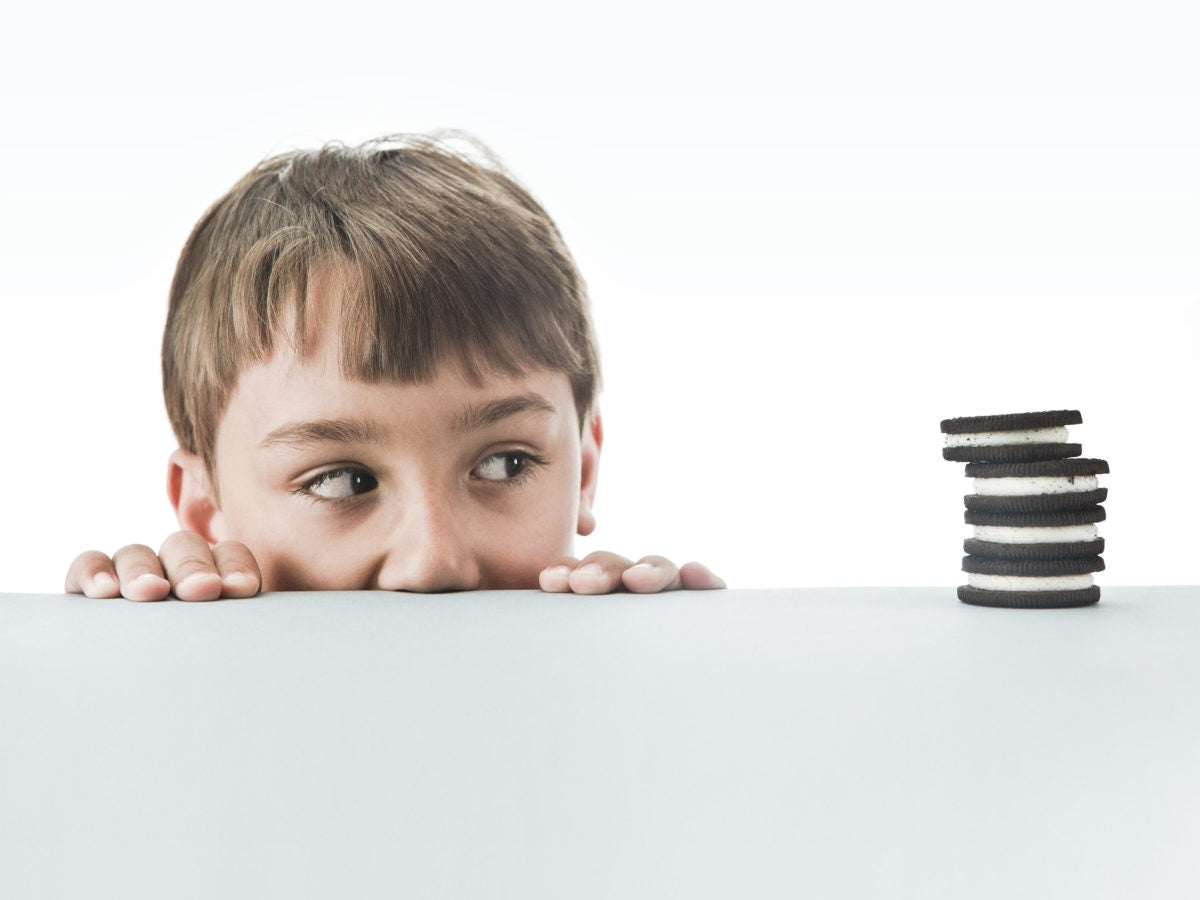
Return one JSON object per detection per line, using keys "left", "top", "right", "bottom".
{"left": 940, "top": 409, "right": 1083, "bottom": 463}
{"left": 962, "top": 556, "right": 1105, "bottom": 576}
{"left": 964, "top": 490, "right": 1107, "bottom": 512}
{"left": 957, "top": 585, "right": 1101, "bottom": 609}
{"left": 964, "top": 538, "right": 1105, "bottom": 560}
{"left": 964, "top": 458, "right": 1110, "bottom": 478}
{"left": 964, "top": 505, "right": 1106, "bottom": 527}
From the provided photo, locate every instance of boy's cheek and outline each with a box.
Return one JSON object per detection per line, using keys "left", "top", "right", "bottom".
{"left": 223, "top": 518, "right": 370, "bottom": 591}
{"left": 254, "top": 545, "right": 357, "bottom": 592}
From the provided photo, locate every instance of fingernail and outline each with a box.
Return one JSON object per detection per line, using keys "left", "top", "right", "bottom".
{"left": 544, "top": 565, "right": 571, "bottom": 580}
{"left": 176, "top": 572, "right": 220, "bottom": 591}
{"left": 175, "top": 571, "right": 223, "bottom": 602}
{"left": 124, "top": 572, "right": 170, "bottom": 602}
{"left": 630, "top": 562, "right": 655, "bottom": 572}
{"left": 576, "top": 563, "right": 603, "bottom": 579}
{"left": 92, "top": 572, "right": 116, "bottom": 587}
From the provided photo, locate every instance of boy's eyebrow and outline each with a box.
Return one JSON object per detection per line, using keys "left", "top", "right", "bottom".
{"left": 258, "top": 395, "right": 557, "bottom": 449}
{"left": 259, "top": 418, "right": 385, "bottom": 449}
{"left": 454, "top": 393, "right": 557, "bottom": 432}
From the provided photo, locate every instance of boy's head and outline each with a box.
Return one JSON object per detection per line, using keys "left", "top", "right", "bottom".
{"left": 161, "top": 134, "right": 604, "bottom": 591}
{"left": 163, "top": 133, "right": 599, "bottom": 473}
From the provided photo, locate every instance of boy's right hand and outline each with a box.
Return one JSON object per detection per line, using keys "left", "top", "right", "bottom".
{"left": 64, "top": 532, "right": 262, "bottom": 601}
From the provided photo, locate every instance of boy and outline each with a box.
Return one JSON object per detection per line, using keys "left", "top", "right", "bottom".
{"left": 64, "top": 133, "right": 722, "bottom": 600}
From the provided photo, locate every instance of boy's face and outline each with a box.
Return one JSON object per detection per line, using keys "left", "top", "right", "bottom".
{"left": 171, "top": 283, "right": 600, "bottom": 592}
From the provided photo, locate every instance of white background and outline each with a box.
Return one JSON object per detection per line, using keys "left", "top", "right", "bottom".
{"left": 1, "top": 0, "right": 1196, "bottom": 592}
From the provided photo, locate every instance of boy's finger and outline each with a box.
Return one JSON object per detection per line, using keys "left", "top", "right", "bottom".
{"left": 621, "top": 555, "right": 684, "bottom": 594}
{"left": 159, "top": 532, "right": 223, "bottom": 602}
{"left": 211, "top": 541, "right": 262, "bottom": 598}
{"left": 65, "top": 551, "right": 122, "bottom": 599}
{"left": 539, "top": 557, "right": 580, "bottom": 593}
{"left": 679, "top": 561, "right": 727, "bottom": 590}
{"left": 567, "top": 551, "right": 634, "bottom": 595}
{"left": 112, "top": 544, "right": 172, "bottom": 602}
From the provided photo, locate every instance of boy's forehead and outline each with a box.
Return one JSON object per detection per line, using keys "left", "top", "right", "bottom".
{"left": 226, "top": 344, "right": 575, "bottom": 427}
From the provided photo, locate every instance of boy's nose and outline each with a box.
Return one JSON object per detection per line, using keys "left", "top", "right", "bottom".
{"left": 374, "top": 495, "right": 482, "bottom": 593}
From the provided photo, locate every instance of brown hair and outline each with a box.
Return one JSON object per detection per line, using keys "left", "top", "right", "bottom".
{"left": 162, "top": 132, "right": 599, "bottom": 470}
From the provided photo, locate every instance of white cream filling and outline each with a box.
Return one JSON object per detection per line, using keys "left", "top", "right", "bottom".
{"left": 944, "top": 427, "right": 1068, "bottom": 448}
{"left": 973, "top": 474, "right": 1099, "bottom": 496}
{"left": 973, "top": 525, "right": 1099, "bottom": 543}
{"left": 967, "top": 573, "right": 1094, "bottom": 591}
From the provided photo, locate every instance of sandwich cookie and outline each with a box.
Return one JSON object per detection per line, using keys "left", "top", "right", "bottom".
{"left": 962, "top": 458, "right": 1109, "bottom": 513}
{"left": 960, "top": 554, "right": 1104, "bottom": 607}
{"left": 941, "top": 409, "right": 1083, "bottom": 463}
{"left": 964, "top": 506, "right": 1106, "bottom": 558}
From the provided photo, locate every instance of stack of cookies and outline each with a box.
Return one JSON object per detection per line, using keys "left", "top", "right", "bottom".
{"left": 940, "top": 410, "right": 1107, "bottom": 608}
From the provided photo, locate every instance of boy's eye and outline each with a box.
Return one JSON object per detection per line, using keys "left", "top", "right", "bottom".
{"left": 473, "top": 451, "right": 538, "bottom": 482}
{"left": 302, "top": 468, "right": 379, "bottom": 500}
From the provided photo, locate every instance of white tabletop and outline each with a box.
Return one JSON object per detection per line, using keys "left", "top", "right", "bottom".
{"left": 2, "top": 587, "right": 1198, "bottom": 899}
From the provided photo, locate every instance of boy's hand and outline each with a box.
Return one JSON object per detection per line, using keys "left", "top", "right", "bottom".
{"left": 538, "top": 552, "right": 726, "bottom": 594}
{"left": 66, "top": 540, "right": 721, "bottom": 598}
{"left": 64, "top": 532, "right": 262, "bottom": 601}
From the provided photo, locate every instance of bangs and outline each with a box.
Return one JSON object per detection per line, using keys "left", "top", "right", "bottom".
{"left": 255, "top": 243, "right": 592, "bottom": 398}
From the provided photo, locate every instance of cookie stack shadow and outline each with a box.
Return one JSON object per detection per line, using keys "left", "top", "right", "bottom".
{"left": 940, "top": 410, "right": 1107, "bottom": 608}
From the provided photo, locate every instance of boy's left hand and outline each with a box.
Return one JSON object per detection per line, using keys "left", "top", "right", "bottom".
{"left": 538, "top": 553, "right": 725, "bottom": 594}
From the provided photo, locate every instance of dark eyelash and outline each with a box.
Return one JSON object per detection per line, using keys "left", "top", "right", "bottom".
{"left": 291, "top": 466, "right": 376, "bottom": 506}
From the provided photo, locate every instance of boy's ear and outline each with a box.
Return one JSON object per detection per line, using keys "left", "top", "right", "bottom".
{"left": 167, "top": 449, "right": 223, "bottom": 544}
{"left": 577, "top": 409, "right": 603, "bottom": 537}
